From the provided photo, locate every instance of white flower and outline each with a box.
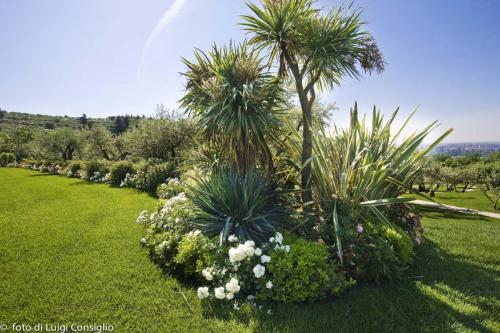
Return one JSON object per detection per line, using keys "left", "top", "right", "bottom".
{"left": 140, "top": 237, "right": 147, "bottom": 244}
{"left": 226, "top": 292, "right": 234, "bottom": 300}
{"left": 228, "top": 234, "right": 238, "bottom": 243}
{"left": 202, "top": 268, "right": 213, "bottom": 281}
{"left": 267, "top": 309, "right": 273, "bottom": 315}
{"left": 229, "top": 246, "right": 246, "bottom": 263}
{"left": 283, "top": 245, "right": 290, "bottom": 253}
{"left": 197, "top": 287, "right": 209, "bottom": 299}
{"left": 233, "top": 302, "right": 240, "bottom": 310}
{"left": 260, "top": 255, "right": 271, "bottom": 264}
{"left": 356, "top": 224, "right": 364, "bottom": 233}
{"left": 266, "top": 281, "right": 273, "bottom": 289}
{"left": 244, "top": 240, "right": 255, "bottom": 247}
{"left": 269, "top": 237, "right": 275, "bottom": 243}
{"left": 214, "top": 287, "right": 226, "bottom": 299}
{"left": 225, "top": 278, "right": 240, "bottom": 293}
{"left": 253, "top": 264, "right": 265, "bottom": 278}
{"left": 247, "top": 295, "right": 255, "bottom": 301}
{"left": 275, "top": 232, "right": 283, "bottom": 244}
{"left": 255, "top": 248, "right": 262, "bottom": 256}
{"left": 244, "top": 245, "right": 255, "bottom": 257}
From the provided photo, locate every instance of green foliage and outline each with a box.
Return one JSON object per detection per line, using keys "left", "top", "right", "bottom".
{"left": 174, "top": 232, "right": 210, "bottom": 280}
{"left": 382, "top": 226, "right": 414, "bottom": 266}
{"left": 126, "top": 110, "right": 195, "bottom": 163}
{"left": 344, "top": 223, "right": 410, "bottom": 283}
{"left": 262, "top": 235, "right": 353, "bottom": 303}
{"left": 0, "top": 152, "right": 16, "bottom": 166}
{"left": 108, "top": 161, "right": 134, "bottom": 186}
{"left": 142, "top": 162, "right": 177, "bottom": 194}
{"left": 189, "top": 168, "right": 292, "bottom": 245}
{"left": 287, "top": 105, "right": 451, "bottom": 226}
{"left": 180, "top": 42, "right": 284, "bottom": 173}
{"left": 83, "top": 160, "right": 109, "bottom": 179}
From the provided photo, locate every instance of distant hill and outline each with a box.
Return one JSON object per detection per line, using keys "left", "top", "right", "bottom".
{"left": 0, "top": 109, "right": 143, "bottom": 133}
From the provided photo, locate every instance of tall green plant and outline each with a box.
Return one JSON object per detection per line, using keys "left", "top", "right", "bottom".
{"left": 188, "top": 168, "right": 291, "bottom": 245}
{"left": 180, "top": 42, "right": 285, "bottom": 174}
{"left": 242, "top": 0, "right": 385, "bottom": 207}
{"left": 288, "top": 104, "right": 452, "bottom": 223}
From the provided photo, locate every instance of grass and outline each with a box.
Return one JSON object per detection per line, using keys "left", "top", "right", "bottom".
{"left": 1, "top": 168, "right": 499, "bottom": 332}
{"left": 407, "top": 188, "right": 500, "bottom": 213}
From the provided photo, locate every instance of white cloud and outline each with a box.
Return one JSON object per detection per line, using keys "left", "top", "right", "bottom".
{"left": 136, "top": 0, "right": 189, "bottom": 81}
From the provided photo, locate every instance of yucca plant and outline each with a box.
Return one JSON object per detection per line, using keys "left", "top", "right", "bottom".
{"left": 180, "top": 42, "right": 285, "bottom": 174}
{"left": 188, "top": 168, "right": 292, "bottom": 245}
{"left": 287, "top": 104, "right": 452, "bottom": 256}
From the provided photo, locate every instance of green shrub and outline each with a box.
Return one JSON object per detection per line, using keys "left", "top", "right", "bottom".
{"left": 0, "top": 152, "right": 16, "bottom": 166}
{"left": 382, "top": 226, "right": 414, "bottom": 266}
{"left": 83, "top": 160, "right": 109, "bottom": 179}
{"left": 109, "top": 161, "right": 135, "bottom": 186}
{"left": 189, "top": 168, "right": 292, "bottom": 245}
{"left": 65, "top": 161, "right": 82, "bottom": 177}
{"left": 174, "top": 231, "right": 210, "bottom": 280}
{"left": 343, "top": 223, "right": 407, "bottom": 283}
{"left": 261, "top": 236, "right": 353, "bottom": 303}
{"left": 143, "top": 162, "right": 177, "bottom": 194}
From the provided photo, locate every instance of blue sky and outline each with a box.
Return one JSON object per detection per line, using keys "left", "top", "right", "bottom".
{"left": 0, "top": 0, "right": 499, "bottom": 142}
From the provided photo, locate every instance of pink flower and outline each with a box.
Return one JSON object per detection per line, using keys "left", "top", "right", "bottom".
{"left": 355, "top": 224, "right": 364, "bottom": 233}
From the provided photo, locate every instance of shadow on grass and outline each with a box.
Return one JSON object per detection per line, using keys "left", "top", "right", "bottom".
{"left": 197, "top": 233, "right": 498, "bottom": 332}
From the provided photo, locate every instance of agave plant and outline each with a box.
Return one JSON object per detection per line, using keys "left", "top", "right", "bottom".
{"left": 180, "top": 42, "right": 285, "bottom": 174}
{"left": 188, "top": 168, "right": 292, "bottom": 245}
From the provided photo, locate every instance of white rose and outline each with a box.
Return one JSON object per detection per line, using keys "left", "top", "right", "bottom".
{"left": 202, "top": 268, "right": 213, "bottom": 281}
{"left": 228, "top": 235, "right": 238, "bottom": 243}
{"left": 266, "top": 281, "right": 273, "bottom": 289}
{"left": 275, "top": 232, "right": 283, "bottom": 244}
{"left": 225, "top": 278, "right": 240, "bottom": 293}
{"left": 197, "top": 287, "right": 209, "bottom": 299}
{"left": 214, "top": 287, "right": 226, "bottom": 299}
{"left": 255, "top": 248, "right": 262, "bottom": 256}
{"left": 244, "top": 245, "right": 255, "bottom": 257}
{"left": 226, "top": 292, "right": 234, "bottom": 300}
{"left": 244, "top": 240, "right": 255, "bottom": 247}
{"left": 260, "top": 255, "right": 271, "bottom": 264}
{"left": 253, "top": 264, "right": 265, "bottom": 278}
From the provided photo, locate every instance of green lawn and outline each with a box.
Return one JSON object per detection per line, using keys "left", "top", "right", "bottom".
{"left": 407, "top": 188, "right": 500, "bottom": 213}
{"left": 1, "top": 168, "right": 499, "bottom": 332}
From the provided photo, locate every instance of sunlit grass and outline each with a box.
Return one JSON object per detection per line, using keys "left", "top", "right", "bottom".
{"left": 1, "top": 168, "right": 498, "bottom": 332}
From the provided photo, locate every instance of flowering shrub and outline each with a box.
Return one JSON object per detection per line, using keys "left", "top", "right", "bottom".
{"left": 65, "top": 162, "right": 82, "bottom": 178}
{"left": 108, "top": 161, "right": 135, "bottom": 186}
{"left": 137, "top": 192, "right": 198, "bottom": 273}
{"left": 157, "top": 178, "right": 184, "bottom": 199}
{"left": 196, "top": 233, "right": 288, "bottom": 306}
{"left": 82, "top": 161, "right": 109, "bottom": 180}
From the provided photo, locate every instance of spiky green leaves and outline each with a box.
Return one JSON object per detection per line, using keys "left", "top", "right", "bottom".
{"left": 180, "top": 43, "right": 285, "bottom": 173}
{"left": 188, "top": 168, "right": 292, "bottom": 245}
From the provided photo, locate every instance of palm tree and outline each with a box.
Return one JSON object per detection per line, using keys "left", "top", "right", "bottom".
{"left": 180, "top": 42, "right": 285, "bottom": 174}
{"left": 241, "top": 0, "right": 385, "bottom": 208}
